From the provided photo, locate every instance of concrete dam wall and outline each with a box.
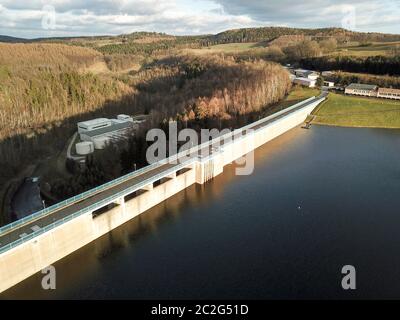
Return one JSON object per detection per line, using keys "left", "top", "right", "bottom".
{"left": 0, "top": 96, "right": 325, "bottom": 293}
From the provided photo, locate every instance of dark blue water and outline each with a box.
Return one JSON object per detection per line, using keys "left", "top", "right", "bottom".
{"left": 3, "top": 125, "right": 400, "bottom": 299}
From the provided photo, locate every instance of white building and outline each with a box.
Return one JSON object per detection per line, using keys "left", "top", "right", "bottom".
{"left": 324, "top": 81, "right": 335, "bottom": 87}
{"left": 293, "top": 77, "right": 316, "bottom": 88}
{"left": 345, "top": 83, "right": 378, "bottom": 97}
{"left": 77, "top": 118, "right": 112, "bottom": 133}
{"left": 77, "top": 115, "right": 136, "bottom": 149}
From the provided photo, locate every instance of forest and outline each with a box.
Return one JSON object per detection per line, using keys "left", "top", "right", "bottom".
{"left": 216, "top": 27, "right": 400, "bottom": 43}
{"left": 300, "top": 55, "right": 400, "bottom": 76}
{"left": 328, "top": 72, "right": 400, "bottom": 89}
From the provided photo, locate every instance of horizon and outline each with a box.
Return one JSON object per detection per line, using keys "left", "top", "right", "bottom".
{"left": 2, "top": 25, "right": 400, "bottom": 41}
{"left": 0, "top": 0, "right": 399, "bottom": 39}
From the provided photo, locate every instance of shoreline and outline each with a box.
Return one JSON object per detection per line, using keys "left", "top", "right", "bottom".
{"left": 312, "top": 122, "right": 400, "bottom": 130}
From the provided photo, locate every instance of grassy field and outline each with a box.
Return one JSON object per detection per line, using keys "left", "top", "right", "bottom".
{"left": 281, "top": 86, "right": 320, "bottom": 108}
{"left": 333, "top": 41, "right": 400, "bottom": 57}
{"left": 209, "top": 42, "right": 261, "bottom": 52}
{"left": 186, "top": 39, "right": 399, "bottom": 58}
{"left": 183, "top": 42, "right": 262, "bottom": 55}
{"left": 191, "top": 40, "right": 399, "bottom": 57}
{"left": 313, "top": 93, "right": 400, "bottom": 128}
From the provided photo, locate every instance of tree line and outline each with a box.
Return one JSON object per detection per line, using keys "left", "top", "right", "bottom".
{"left": 328, "top": 72, "right": 400, "bottom": 89}
{"left": 300, "top": 55, "right": 400, "bottom": 76}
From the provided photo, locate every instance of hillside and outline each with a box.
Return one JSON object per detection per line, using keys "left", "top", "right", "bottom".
{"left": 0, "top": 42, "right": 292, "bottom": 220}
{"left": 6, "top": 27, "right": 396, "bottom": 56}
{"left": 0, "top": 35, "right": 28, "bottom": 43}
{"left": 206, "top": 27, "right": 400, "bottom": 45}
{"left": 268, "top": 35, "right": 311, "bottom": 48}
{"left": 0, "top": 43, "right": 133, "bottom": 180}
{"left": 0, "top": 43, "right": 103, "bottom": 68}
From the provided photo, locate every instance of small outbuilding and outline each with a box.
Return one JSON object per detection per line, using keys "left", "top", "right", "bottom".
{"left": 294, "top": 77, "right": 316, "bottom": 88}
{"left": 324, "top": 81, "right": 335, "bottom": 87}
{"left": 76, "top": 141, "right": 95, "bottom": 155}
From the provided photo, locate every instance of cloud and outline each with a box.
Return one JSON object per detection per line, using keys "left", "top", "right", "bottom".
{"left": 211, "top": 0, "right": 400, "bottom": 32}
{"left": 0, "top": 0, "right": 399, "bottom": 38}
{"left": 0, "top": 0, "right": 264, "bottom": 38}
{"left": 0, "top": 0, "right": 173, "bottom": 15}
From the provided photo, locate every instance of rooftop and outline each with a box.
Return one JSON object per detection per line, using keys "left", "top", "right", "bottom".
{"left": 294, "top": 69, "right": 310, "bottom": 73}
{"left": 83, "top": 121, "right": 134, "bottom": 138}
{"left": 78, "top": 118, "right": 110, "bottom": 127}
{"left": 346, "top": 83, "right": 378, "bottom": 91}
{"left": 378, "top": 88, "right": 400, "bottom": 94}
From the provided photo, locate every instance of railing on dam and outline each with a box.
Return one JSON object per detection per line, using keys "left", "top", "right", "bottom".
{"left": 0, "top": 96, "right": 317, "bottom": 236}
{"left": 0, "top": 95, "right": 323, "bottom": 254}
{"left": 0, "top": 158, "right": 195, "bottom": 254}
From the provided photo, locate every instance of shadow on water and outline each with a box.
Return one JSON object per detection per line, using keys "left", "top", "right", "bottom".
{"left": 0, "top": 146, "right": 246, "bottom": 300}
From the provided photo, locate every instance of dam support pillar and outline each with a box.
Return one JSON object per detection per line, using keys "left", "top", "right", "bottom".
{"left": 142, "top": 183, "right": 153, "bottom": 191}
{"left": 195, "top": 153, "right": 224, "bottom": 184}
{"left": 161, "top": 172, "right": 176, "bottom": 183}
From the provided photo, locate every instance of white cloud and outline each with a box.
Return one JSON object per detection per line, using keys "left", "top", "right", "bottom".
{"left": 0, "top": 0, "right": 263, "bottom": 37}
{"left": 211, "top": 0, "right": 400, "bottom": 33}
{"left": 0, "top": 0, "right": 399, "bottom": 38}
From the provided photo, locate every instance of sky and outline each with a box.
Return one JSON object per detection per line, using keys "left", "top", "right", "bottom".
{"left": 0, "top": 0, "right": 399, "bottom": 38}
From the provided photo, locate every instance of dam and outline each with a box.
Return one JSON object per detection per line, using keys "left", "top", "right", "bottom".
{"left": 0, "top": 94, "right": 326, "bottom": 293}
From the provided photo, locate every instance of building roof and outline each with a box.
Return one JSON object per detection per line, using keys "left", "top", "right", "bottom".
{"left": 78, "top": 118, "right": 110, "bottom": 127}
{"left": 294, "top": 69, "right": 309, "bottom": 73}
{"left": 82, "top": 121, "right": 133, "bottom": 138}
{"left": 295, "top": 69, "right": 318, "bottom": 76}
{"left": 346, "top": 83, "right": 378, "bottom": 91}
{"left": 378, "top": 88, "right": 400, "bottom": 94}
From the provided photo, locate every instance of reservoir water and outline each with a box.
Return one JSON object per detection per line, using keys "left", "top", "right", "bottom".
{"left": 3, "top": 125, "right": 400, "bottom": 299}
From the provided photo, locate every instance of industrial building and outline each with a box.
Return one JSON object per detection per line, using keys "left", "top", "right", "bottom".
{"left": 294, "top": 69, "right": 320, "bottom": 80}
{"left": 75, "top": 115, "right": 136, "bottom": 155}
{"left": 345, "top": 83, "right": 378, "bottom": 97}
{"left": 288, "top": 68, "right": 320, "bottom": 88}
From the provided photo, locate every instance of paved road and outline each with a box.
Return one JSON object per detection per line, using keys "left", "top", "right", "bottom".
{"left": 0, "top": 94, "right": 325, "bottom": 251}
{"left": 11, "top": 178, "right": 44, "bottom": 221}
